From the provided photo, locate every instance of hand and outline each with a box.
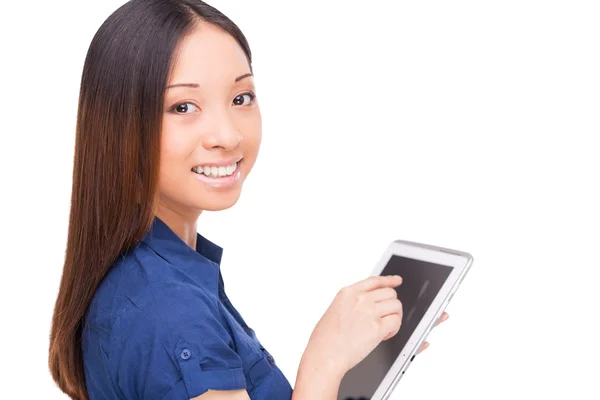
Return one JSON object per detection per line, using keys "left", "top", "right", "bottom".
{"left": 416, "top": 311, "right": 449, "bottom": 354}
{"left": 304, "top": 275, "right": 404, "bottom": 376}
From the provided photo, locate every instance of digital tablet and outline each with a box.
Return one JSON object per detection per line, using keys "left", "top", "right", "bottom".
{"left": 337, "top": 239, "right": 474, "bottom": 400}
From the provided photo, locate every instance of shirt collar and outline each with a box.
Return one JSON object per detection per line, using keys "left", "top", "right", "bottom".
{"left": 141, "top": 216, "right": 225, "bottom": 294}
{"left": 142, "top": 216, "right": 222, "bottom": 264}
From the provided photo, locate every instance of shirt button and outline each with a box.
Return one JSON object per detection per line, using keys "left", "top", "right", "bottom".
{"left": 180, "top": 349, "right": 191, "bottom": 360}
{"left": 267, "top": 354, "right": 275, "bottom": 365}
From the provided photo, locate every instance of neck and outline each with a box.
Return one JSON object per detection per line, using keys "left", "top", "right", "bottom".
{"left": 155, "top": 202, "right": 201, "bottom": 249}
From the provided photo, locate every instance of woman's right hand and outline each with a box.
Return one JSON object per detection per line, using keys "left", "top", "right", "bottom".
{"left": 303, "top": 275, "right": 404, "bottom": 376}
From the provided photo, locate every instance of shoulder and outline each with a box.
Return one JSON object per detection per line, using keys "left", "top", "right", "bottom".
{"left": 113, "top": 279, "right": 221, "bottom": 339}
{"left": 88, "top": 240, "right": 214, "bottom": 323}
{"left": 107, "top": 276, "right": 244, "bottom": 398}
{"left": 83, "top": 240, "right": 224, "bottom": 369}
{"left": 84, "top": 242, "right": 243, "bottom": 398}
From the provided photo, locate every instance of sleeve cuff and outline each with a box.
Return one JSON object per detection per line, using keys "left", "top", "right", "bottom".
{"left": 175, "top": 340, "right": 247, "bottom": 397}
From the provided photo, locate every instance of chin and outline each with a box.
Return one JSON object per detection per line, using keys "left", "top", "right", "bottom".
{"left": 197, "top": 189, "right": 242, "bottom": 211}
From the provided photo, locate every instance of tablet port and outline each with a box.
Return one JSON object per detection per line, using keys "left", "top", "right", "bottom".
{"left": 410, "top": 355, "right": 415, "bottom": 362}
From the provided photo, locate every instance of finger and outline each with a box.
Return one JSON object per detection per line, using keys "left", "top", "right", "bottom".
{"left": 352, "top": 275, "right": 403, "bottom": 294}
{"left": 380, "top": 313, "right": 402, "bottom": 341}
{"left": 374, "top": 298, "right": 403, "bottom": 318}
{"left": 435, "top": 312, "right": 449, "bottom": 326}
{"left": 417, "top": 341, "right": 430, "bottom": 354}
{"left": 367, "top": 287, "right": 398, "bottom": 303}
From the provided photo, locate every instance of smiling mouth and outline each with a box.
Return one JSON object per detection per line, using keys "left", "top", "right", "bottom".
{"left": 191, "top": 159, "right": 242, "bottom": 178}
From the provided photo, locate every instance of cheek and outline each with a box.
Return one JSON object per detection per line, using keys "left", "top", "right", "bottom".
{"left": 240, "top": 111, "right": 262, "bottom": 149}
{"left": 158, "top": 121, "right": 197, "bottom": 180}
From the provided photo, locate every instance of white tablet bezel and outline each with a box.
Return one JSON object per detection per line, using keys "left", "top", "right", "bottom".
{"left": 370, "top": 239, "right": 474, "bottom": 400}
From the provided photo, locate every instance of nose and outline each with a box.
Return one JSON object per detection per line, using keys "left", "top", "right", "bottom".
{"left": 201, "top": 109, "right": 242, "bottom": 151}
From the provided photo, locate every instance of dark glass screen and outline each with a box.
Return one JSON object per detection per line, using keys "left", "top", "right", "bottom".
{"left": 337, "top": 255, "right": 453, "bottom": 400}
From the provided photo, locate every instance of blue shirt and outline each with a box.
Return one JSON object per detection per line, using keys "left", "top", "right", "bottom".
{"left": 82, "top": 216, "right": 293, "bottom": 399}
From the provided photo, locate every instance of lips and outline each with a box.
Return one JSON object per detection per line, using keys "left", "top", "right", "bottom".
{"left": 192, "top": 161, "right": 238, "bottom": 178}
{"left": 192, "top": 159, "right": 242, "bottom": 189}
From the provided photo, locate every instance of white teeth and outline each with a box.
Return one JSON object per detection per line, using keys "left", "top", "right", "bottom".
{"left": 193, "top": 161, "right": 238, "bottom": 177}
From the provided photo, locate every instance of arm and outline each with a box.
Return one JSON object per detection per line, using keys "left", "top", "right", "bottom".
{"left": 291, "top": 352, "right": 345, "bottom": 400}
{"left": 112, "top": 283, "right": 250, "bottom": 399}
{"left": 189, "top": 352, "right": 344, "bottom": 400}
{"left": 190, "top": 276, "right": 406, "bottom": 400}
{"left": 191, "top": 389, "right": 250, "bottom": 400}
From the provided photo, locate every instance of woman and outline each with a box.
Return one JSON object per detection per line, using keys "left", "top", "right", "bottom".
{"left": 48, "top": 1, "right": 448, "bottom": 399}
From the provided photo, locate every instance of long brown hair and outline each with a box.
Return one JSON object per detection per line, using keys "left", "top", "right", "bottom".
{"left": 48, "top": 1, "right": 252, "bottom": 398}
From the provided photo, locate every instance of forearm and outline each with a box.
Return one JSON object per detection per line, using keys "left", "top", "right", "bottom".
{"left": 291, "top": 352, "right": 345, "bottom": 400}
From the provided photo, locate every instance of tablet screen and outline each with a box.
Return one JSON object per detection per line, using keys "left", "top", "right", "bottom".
{"left": 337, "top": 255, "right": 453, "bottom": 400}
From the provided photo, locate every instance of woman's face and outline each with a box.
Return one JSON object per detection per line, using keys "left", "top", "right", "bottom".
{"left": 158, "top": 22, "right": 261, "bottom": 215}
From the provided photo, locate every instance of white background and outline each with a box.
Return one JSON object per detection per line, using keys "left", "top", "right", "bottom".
{"left": 1, "top": 0, "right": 599, "bottom": 398}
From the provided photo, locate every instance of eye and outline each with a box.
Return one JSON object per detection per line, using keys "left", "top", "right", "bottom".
{"left": 233, "top": 92, "right": 256, "bottom": 106}
{"left": 171, "top": 102, "right": 199, "bottom": 114}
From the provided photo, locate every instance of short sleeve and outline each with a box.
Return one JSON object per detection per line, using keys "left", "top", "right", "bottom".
{"left": 109, "top": 281, "right": 247, "bottom": 399}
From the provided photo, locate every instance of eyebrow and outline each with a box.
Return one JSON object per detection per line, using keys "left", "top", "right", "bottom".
{"left": 166, "top": 73, "right": 253, "bottom": 89}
